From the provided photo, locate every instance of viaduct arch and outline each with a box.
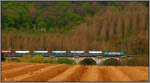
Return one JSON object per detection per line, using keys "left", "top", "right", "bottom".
{"left": 67, "top": 57, "right": 121, "bottom": 64}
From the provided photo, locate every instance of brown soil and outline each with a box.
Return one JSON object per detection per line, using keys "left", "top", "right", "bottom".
{"left": 1, "top": 62, "right": 148, "bottom": 82}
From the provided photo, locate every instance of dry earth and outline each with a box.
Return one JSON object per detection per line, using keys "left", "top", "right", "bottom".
{"left": 1, "top": 62, "right": 148, "bottom": 82}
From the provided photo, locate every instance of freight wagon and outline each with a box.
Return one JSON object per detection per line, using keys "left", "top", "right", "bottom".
{"left": 1, "top": 50, "right": 125, "bottom": 57}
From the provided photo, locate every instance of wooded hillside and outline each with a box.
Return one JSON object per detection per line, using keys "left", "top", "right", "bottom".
{"left": 2, "top": 1, "right": 149, "bottom": 55}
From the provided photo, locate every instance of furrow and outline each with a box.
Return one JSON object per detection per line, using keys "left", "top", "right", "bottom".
{"left": 3, "top": 64, "right": 36, "bottom": 74}
{"left": 10, "top": 64, "right": 66, "bottom": 81}
{"left": 2, "top": 62, "right": 33, "bottom": 71}
{"left": 118, "top": 67, "right": 148, "bottom": 81}
{"left": 48, "top": 65, "right": 86, "bottom": 82}
{"left": 103, "top": 66, "right": 132, "bottom": 81}
{"left": 21, "top": 64, "right": 70, "bottom": 81}
{"left": 80, "top": 66, "right": 100, "bottom": 81}
{"left": 2, "top": 64, "right": 47, "bottom": 81}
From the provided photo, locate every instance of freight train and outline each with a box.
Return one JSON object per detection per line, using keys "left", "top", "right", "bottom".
{"left": 1, "top": 50, "right": 125, "bottom": 57}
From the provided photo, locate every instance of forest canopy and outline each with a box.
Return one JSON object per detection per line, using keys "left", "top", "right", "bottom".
{"left": 2, "top": 1, "right": 100, "bottom": 32}
{"left": 2, "top": 1, "right": 148, "bottom": 32}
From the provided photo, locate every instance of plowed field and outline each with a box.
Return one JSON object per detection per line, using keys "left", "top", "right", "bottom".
{"left": 1, "top": 62, "right": 148, "bottom": 82}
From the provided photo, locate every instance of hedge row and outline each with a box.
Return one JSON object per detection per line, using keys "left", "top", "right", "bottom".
{"left": 5, "top": 55, "right": 76, "bottom": 65}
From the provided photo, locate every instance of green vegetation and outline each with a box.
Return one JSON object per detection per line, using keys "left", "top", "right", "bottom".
{"left": 8, "top": 58, "right": 21, "bottom": 62}
{"left": 2, "top": 2, "right": 99, "bottom": 32}
{"left": 100, "top": 56, "right": 149, "bottom": 66}
{"left": 5, "top": 55, "right": 76, "bottom": 65}
{"left": 18, "top": 55, "right": 53, "bottom": 63}
{"left": 102, "top": 58, "right": 121, "bottom": 66}
{"left": 57, "top": 58, "right": 76, "bottom": 65}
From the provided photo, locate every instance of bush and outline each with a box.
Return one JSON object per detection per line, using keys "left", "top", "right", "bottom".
{"left": 56, "top": 58, "right": 76, "bottom": 65}
{"left": 42, "top": 58, "right": 51, "bottom": 63}
{"left": 79, "top": 58, "right": 96, "bottom": 65}
{"left": 102, "top": 58, "right": 121, "bottom": 66}
{"left": 30, "top": 55, "right": 45, "bottom": 63}
{"left": 4, "top": 57, "right": 20, "bottom": 62}
{"left": 18, "top": 55, "right": 33, "bottom": 62}
{"left": 10, "top": 58, "right": 20, "bottom": 62}
{"left": 18, "top": 55, "right": 55, "bottom": 63}
{"left": 4, "top": 55, "right": 77, "bottom": 65}
{"left": 46, "top": 58, "right": 57, "bottom": 64}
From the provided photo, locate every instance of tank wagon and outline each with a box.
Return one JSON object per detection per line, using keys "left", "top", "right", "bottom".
{"left": 50, "top": 51, "right": 67, "bottom": 57}
{"left": 2, "top": 50, "right": 15, "bottom": 57}
{"left": 32, "top": 51, "right": 49, "bottom": 57}
{"left": 70, "top": 51, "right": 85, "bottom": 57}
{"left": 88, "top": 51, "right": 103, "bottom": 57}
{"left": 103, "top": 51, "right": 125, "bottom": 57}
{"left": 15, "top": 51, "right": 30, "bottom": 57}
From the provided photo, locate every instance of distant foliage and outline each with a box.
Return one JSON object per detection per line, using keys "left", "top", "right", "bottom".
{"left": 2, "top": 2, "right": 99, "bottom": 32}
{"left": 102, "top": 58, "right": 121, "bottom": 66}
{"left": 9, "top": 58, "right": 21, "bottom": 62}
{"left": 4, "top": 55, "right": 76, "bottom": 64}
{"left": 56, "top": 58, "right": 76, "bottom": 65}
{"left": 17, "top": 55, "right": 58, "bottom": 63}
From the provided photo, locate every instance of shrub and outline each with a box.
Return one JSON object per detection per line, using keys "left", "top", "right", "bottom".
{"left": 102, "top": 58, "right": 121, "bottom": 66}
{"left": 7, "top": 55, "right": 59, "bottom": 64}
{"left": 4, "top": 57, "right": 20, "bottom": 62}
{"left": 18, "top": 55, "right": 33, "bottom": 62}
{"left": 56, "top": 58, "right": 76, "bottom": 65}
{"left": 10, "top": 58, "right": 20, "bottom": 62}
{"left": 79, "top": 58, "right": 96, "bottom": 65}
{"left": 46, "top": 58, "right": 57, "bottom": 64}
{"left": 18, "top": 55, "right": 54, "bottom": 63}
{"left": 30, "top": 55, "right": 45, "bottom": 63}
{"left": 42, "top": 58, "right": 51, "bottom": 63}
